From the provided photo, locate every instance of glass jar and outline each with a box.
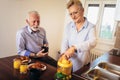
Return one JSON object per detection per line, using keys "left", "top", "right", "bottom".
{"left": 20, "top": 63, "right": 28, "bottom": 74}
{"left": 55, "top": 57, "right": 72, "bottom": 80}
{"left": 57, "top": 60, "right": 72, "bottom": 75}
{"left": 13, "top": 58, "right": 21, "bottom": 69}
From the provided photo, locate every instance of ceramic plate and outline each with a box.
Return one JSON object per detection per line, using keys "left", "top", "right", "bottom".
{"left": 28, "top": 62, "right": 47, "bottom": 71}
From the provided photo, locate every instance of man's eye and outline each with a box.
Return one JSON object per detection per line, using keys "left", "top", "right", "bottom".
{"left": 70, "top": 13, "right": 72, "bottom": 16}
{"left": 37, "top": 21, "right": 39, "bottom": 23}
{"left": 32, "top": 21, "right": 35, "bottom": 23}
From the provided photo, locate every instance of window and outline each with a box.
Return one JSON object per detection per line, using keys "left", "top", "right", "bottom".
{"left": 99, "top": 4, "right": 116, "bottom": 39}
{"left": 87, "top": 4, "right": 99, "bottom": 24}
{"left": 85, "top": 0, "right": 116, "bottom": 43}
{"left": 84, "top": 0, "right": 117, "bottom": 52}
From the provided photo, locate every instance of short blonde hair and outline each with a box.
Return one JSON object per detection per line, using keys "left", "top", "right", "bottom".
{"left": 67, "top": 0, "right": 83, "bottom": 9}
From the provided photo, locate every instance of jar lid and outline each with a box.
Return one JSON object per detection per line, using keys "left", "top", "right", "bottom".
{"left": 13, "top": 57, "right": 21, "bottom": 61}
{"left": 58, "top": 59, "right": 72, "bottom": 68}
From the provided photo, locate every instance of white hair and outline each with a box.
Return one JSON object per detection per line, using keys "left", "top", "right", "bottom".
{"left": 26, "top": 11, "right": 40, "bottom": 21}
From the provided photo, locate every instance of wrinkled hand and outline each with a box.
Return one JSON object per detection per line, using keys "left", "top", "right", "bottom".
{"left": 36, "top": 49, "right": 48, "bottom": 57}
{"left": 64, "top": 46, "right": 76, "bottom": 59}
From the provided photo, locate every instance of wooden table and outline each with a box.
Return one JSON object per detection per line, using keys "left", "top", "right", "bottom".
{"left": 0, "top": 55, "right": 86, "bottom": 80}
{"left": 0, "top": 55, "right": 57, "bottom": 80}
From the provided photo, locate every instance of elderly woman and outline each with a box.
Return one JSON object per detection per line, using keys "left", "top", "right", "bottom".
{"left": 60, "top": 0, "right": 97, "bottom": 72}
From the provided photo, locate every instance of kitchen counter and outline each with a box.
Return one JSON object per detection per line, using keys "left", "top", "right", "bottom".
{"left": 90, "top": 52, "right": 120, "bottom": 68}
{"left": 73, "top": 52, "right": 120, "bottom": 80}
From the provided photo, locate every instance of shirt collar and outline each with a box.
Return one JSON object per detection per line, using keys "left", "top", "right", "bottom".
{"left": 83, "top": 17, "right": 89, "bottom": 29}
{"left": 27, "top": 25, "right": 33, "bottom": 33}
{"left": 72, "top": 17, "right": 89, "bottom": 29}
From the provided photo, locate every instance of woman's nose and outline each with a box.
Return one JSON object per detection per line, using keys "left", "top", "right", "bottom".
{"left": 71, "top": 15, "right": 76, "bottom": 19}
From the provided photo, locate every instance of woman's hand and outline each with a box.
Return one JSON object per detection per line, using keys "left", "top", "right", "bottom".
{"left": 64, "top": 46, "right": 76, "bottom": 59}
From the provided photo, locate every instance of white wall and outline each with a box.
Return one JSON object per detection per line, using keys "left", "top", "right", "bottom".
{"left": 0, "top": 0, "right": 66, "bottom": 59}
{"left": 115, "top": 0, "right": 120, "bottom": 20}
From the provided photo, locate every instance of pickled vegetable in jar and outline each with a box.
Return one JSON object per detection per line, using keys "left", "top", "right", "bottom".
{"left": 55, "top": 56, "right": 72, "bottom": 80}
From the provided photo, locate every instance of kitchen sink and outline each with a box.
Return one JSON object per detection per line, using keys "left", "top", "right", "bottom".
{"left": 85, "top": 62, "right": 120, "bottom": 80}
{"left": 98, "top": 62, "right": 120, "bottom": 76}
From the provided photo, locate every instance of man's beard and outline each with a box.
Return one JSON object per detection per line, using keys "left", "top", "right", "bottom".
{"left": 31, "top": 26, "right": 39, "bottom": 31}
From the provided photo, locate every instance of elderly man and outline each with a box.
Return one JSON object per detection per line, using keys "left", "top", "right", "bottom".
{"left": 60, "top": 0, "right": 97, "bottom": 72}
{"left": 16, "top": 11, "right": 57, "bottom": 67}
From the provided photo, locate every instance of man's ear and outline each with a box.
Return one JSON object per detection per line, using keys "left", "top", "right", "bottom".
{"left": 26, "top": 19, "right": 29, "bottom": 24}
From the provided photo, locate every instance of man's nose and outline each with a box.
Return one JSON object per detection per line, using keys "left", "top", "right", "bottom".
{"left": 34, "top": 21, "right": 39, "bottom": 26}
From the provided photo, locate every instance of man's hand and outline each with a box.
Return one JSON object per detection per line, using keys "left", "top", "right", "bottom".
{"left": 64, "top": 46, "right": 76, "bottom": 59}
{"left": 36, "top": 49, "right": 48, "bottom": 57}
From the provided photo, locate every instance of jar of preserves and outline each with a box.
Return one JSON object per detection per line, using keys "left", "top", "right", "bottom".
{"left": 20, "top": 62, "right": 28, "bottom": 74}
{"left": 55, "top": 56, "right": 72, "bottom": 80}
{"left": 13, "top": 58, "right": 21, "bottom": 69}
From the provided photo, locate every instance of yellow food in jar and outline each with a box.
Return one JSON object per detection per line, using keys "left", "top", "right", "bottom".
{"left": 20, "top": 64, "right": 28, "bottom": 74}
{"left": 13, "top": 59, "right": 21, "bottom": 69}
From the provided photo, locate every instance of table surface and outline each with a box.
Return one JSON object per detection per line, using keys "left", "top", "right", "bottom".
{"left": 0, "top": 52, "right": 119, "bottom": 80}
{"left": 0, "top": 55, "right": 86, "bottom": 80}
{"left": 0, "top": 55, "right": 58, "bottom": 80}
